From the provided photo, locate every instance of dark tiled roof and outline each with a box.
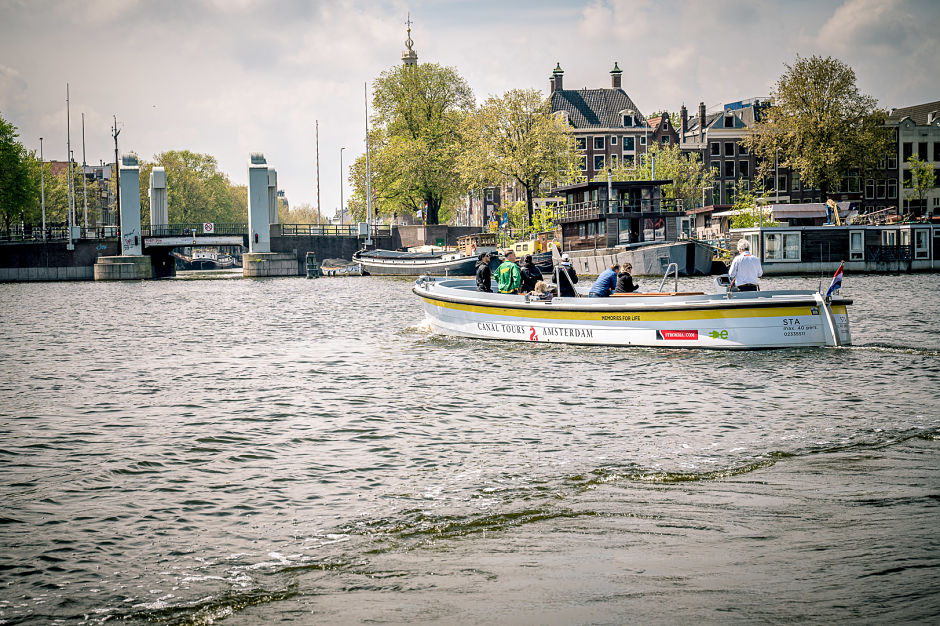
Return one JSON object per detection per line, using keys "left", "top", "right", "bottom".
{"left": 888, "top": 100, "right": 940, "bottom": 125}
{"left": 550, "top": 88, "right": 645, "bottom": 129}
{"left": 685, "top": 111, "right": 723, "bottom": 133}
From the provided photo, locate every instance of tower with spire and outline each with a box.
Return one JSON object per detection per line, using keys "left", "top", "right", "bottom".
{"left": 402, "top": 13, "right": 418, "bottom": 66}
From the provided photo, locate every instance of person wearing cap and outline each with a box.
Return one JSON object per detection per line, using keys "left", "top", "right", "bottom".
{"left": 614, "top": 263, "right": 640, "bottom": 294}
{"left": 496, "top": 249, "right": 521, "bottom": 294}
{"left": 729, "top": 238, "right": 762, "bottom": 291}
{"left": 589, "top": 263, "right": 620, "bottom": 297}
{"left": 554, "top": 253, "right": 579, "bottom": 297}
{"left": 475, "top": 251, "right": 493, "bottom": 292}
{"left": 519, "top": 254, "right": 543, "bottom": 293}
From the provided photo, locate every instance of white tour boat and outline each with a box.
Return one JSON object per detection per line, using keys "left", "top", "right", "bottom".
{"left": 413, "top": 268, "right": 851, "bottom": 349}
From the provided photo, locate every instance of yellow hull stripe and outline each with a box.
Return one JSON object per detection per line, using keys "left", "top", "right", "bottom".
{"left": 420, "top": 296, "right": 847, "bottom": 322}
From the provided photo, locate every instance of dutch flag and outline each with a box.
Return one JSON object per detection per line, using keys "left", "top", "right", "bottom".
{"left": 826, "top": 262, "right": 844, "bottom": 299}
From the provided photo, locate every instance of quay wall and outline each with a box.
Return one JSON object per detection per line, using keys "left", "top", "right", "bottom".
{"left": 0, "top": 240, "right": 120, "bottom": 282}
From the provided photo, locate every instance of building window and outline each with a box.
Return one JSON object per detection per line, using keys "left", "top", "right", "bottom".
{"left": 791, "top": 172, "right": 800, "bottom": 191}
{"left": 778, "top": 176, "right": 787, "bottom": 192}
{"left": 888, "top": 153, "right": 898, "bottom": 169}
{"left": 903, "top": 142, "right": 912, "bottom": 161}
{"left": 594, "top": 155, "right": 605, "bottom": 170}
{"left": 918, "top": 142, "right": 928, "bottom": 160}
{"left": 876, "top": 180, "right": 886, "bottom": 199}
{"left": 887, "top": 179, "right": 897, "bottom": 199}
{"left": 763, "top": 231, "right": 801, "bottom": 261}
{"left": 739, "top": 144, "right": 749, "bottom": 155}
{"left": 594, "top": 136, "right": 605, "bottom": 150}
{"left": 579, "top": 155, "right": 587, "bottom": 171}
{"left": 725, "top": 180, "right": 735, "bottom": 203}
{"left": 865, "top": 179, "right": 874, "bottom": 199}
{"left": 640, "top": 136, "right": 646, "bottom": 145}
{"left": 610, "top": 154, "right": 618, "bottom": 168}
{"left": 610, "top": 136, "right": 618, "bottom": 146}
{"left": 724, "top": 142, "right": 735, "bottom": 157}
{"left": 903, "top": 170, "right": 912, "bottom": 186}
{"left": 710, "top": 142, "right": 720, "bottom": 156}
{"left": 724, "top": 161, "right": 735, "bottom": 178}
{"left": 623, "top": 137, "right": 635, "bottom": 151}
{"left": 723, "top": 114, "right": 734, "bottom": 128}
{"left": 623, "top": 155, "right": 634, "bottom": 166}
{"left": 934, "top": 142, "right": 940, "bottom": 162}
{"left": 623, "top": 115, "right": 634, "bottom": 127}
{"left": 485, "top": 189, "right": 494, "bottom": 201}
{"left": 662, "top": 136, "right": 669, "bottom": 144}
{"left": 739, "top": 161, "right": 749, "bottom": 177}
{"left": 575, "top": 137, "right": 586, "bottom": 151}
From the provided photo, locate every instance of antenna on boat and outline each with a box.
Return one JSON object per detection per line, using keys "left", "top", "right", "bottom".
{"left": 364, "top": 82, "right": 373, "bottom": 247}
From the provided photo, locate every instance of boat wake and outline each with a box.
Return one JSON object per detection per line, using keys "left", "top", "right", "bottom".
{"left": 843, "top": 342, "right": 940, "bottom": 357}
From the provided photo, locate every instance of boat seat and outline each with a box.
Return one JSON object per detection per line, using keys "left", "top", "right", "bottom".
{"left": 610, "top": 292, "right": 706, "bottom": 297}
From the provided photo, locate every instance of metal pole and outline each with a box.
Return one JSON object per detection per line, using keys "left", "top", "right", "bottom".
{"left": 340, "top": 146, "right": 346, "bottom": 226}
{"left": 113, "top": 116, "right": 121, "bottom": 237}
{"left": 66, "top": 84, "right": 74, "bottom": 250}
{"left": 315, "top": 119, "right": 321, "bottom": 224}
{"left": 81, "top": 112, "right": 88, "bottom": 229}
{"left": 40, "top": 137, "right": 46, "bottom": 240}
{"left": 364, "top": 82, "right": 373, "bottom": 246}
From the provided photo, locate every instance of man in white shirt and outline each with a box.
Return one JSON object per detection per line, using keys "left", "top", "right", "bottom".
{"left": 729, "top": 239, "right": 762, "bottom": 291}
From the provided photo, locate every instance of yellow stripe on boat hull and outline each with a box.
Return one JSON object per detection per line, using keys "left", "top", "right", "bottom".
{"left": 419, "top": 296, "right": 844, "bottom": 323}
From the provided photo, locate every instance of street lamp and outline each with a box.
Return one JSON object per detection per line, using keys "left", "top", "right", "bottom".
{"left": 339, "top": 147, "right": 346, "bottom": 226}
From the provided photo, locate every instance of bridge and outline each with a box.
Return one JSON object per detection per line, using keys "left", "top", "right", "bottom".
{"left": 143, "top": 223, "right": 248, "bottom": 249}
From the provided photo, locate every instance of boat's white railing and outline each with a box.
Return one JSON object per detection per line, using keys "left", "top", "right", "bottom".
{"left": 657, "top": 263, "right": 679, "bottom": 293}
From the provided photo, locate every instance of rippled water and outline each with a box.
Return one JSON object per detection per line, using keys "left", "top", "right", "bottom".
{"left": 1, "top": 272, "right": 938, "bottom": 624}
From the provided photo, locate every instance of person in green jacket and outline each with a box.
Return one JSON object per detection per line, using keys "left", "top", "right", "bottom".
{"left": 496, "top": 249, "right": 521, "bottom": 294}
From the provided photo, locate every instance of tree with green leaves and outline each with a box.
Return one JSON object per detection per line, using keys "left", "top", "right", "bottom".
{"left": 743, "top": 55, "right": 891, "bottom": 201}
{"left": 0, "top": 114, "right": 39, "bottom": 230}
{"left": 729, "top": 179, "right": 780, "bottom": 229}
{"left": 459, "top": 88, "right": 577, "bottom": 225}
{"left": 904, "top": 156, "right": 936, "bottom": 217}
{"left": 143, "top": 151, "right": 247, "bottom": 224}
{"left": 600, "top": 143, "right": 715, "bottom": 210}
{"left": 349, "top": 62, "right": 474, "bottom": 225}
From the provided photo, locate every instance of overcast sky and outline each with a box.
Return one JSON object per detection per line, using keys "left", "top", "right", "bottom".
{"left": 2, "top": 0, "right": 938, "bottom": 215}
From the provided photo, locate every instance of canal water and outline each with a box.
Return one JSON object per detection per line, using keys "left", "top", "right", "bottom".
{"left": 1, "top": 273, "right": 937, "bottom": 624}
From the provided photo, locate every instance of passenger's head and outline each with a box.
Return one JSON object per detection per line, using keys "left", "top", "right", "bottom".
{"left": 478, "top": 252, "right": 488, "bottom": 261}
{"left": 533, "top": 281, "right": 548, "bottom": 294}
{"left": 524, "top": 254, "right": 533, "bottom": 265}
{"left": 561, "top": 253, "right": 570, "bottom": 265}
{"left": 505, "top": 250, "right": 516, "bottom": 261}
{"left": 623, "top": 263, "right": 633, "bottom": 273}
{"left": 737, "top": 239, "right": 750, "bottom": 252}
{"left": 610, "top": 264, "right": 620, "bottom": 272}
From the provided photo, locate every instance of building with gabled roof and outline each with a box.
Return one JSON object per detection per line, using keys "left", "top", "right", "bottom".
{"left": 888, "top": 100, "right": 940, "bottom": 216}
{"left": 549, "top": 62, "right": 652, "bottom": 181}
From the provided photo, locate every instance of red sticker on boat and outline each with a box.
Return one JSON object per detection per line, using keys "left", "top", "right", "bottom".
{"left": 656, "top": 330, "right": 698, "bottom": 341}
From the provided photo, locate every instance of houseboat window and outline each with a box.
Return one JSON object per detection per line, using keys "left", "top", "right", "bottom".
{"left": 881, "top": 230, "right": 897, "bottom": 246}
{"left": 576, "top": 137, "right": 586, "bottom": 150}
{"left": 598, "top": 220, "right": 606, "bottom": 235}
{"left": 914, "top": 230, "right": 929, "bottom": 259}
{"left": 623, "top": 137, "right": 635, "bottom": 151}
{"left": 594, "top": 137, "right": 605, "bottom": 150}
{"left": 850, "top": 230, "right": 864, "bottom": 261}
{"left": 588, "top": 222, "right": 595, "bottom": 237}
{"left": 763, "top": 232, "right": 801, "bottom": 261}
{"left": 710, "top": 142, "right": 720, "bottom": 155}
{"left": 618, "top": 219, "right": 631, "bottom": 244}
{"left": 745, "top": 233, "right": 760, "bottom": 257}
{"left": 579, "top": 223, "right": 586, "bottom": 238}
{"left": 900, "top": 230, "right": 910, "bottom": 246}
{"left": 724, "top": 142, "right": 735, "bottom": 156}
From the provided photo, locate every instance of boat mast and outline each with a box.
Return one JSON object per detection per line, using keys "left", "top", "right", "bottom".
{"left": 315, "top": 119, "right": 321, "bottom": 224}
{"left": 66, "top": 83, "right": 74, "bottom": 250}
{"left": 364, "top": 81, "right": 373, "bottom": 247}
{"left": 81, "top": 112, "right": 88, "bottom": 229}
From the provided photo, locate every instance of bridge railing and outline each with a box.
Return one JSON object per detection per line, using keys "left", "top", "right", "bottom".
{"left": 146, "top": 223, "right": 248, "bottom": 237}
{"left": 281, "top": 223, "right": 392, "bottom": 237}
{"left": 0, "top": 224, "right": 119, "bottom": 243}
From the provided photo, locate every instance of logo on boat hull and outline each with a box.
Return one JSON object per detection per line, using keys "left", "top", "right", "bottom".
{"left": 656, "top": 330, "right": 698, "bottom": 341}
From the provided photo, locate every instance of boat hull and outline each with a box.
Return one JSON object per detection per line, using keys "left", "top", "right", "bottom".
{"left": 355, "top": 253, "right": 478, "bottom": 276}
{"left": 414, "top": 279, "right": 851, "bottom": 350}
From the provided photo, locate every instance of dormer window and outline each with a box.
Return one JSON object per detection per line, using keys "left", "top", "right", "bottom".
{"left": 623, "top": 114, "right": 634, "bottom": 127}
{"left": 555, "top": 110, "right": 570, "bottom": 125}
{"left": 620, "top": 109, "right": 635, "bottom": 127}
{"left": 723, "top": 114, "right": 735, "bottom": 128}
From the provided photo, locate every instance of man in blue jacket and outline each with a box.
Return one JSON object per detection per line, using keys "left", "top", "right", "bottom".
{"left": 589, "top": 263, "right": 620, "bottom": 297}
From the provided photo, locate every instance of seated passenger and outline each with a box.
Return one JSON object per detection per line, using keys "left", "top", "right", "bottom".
{"left": 496, "top": 249, "right": 521, "bottom": 294}
{"left": 475, "top": 252, "right": 493, "bottom": 292}
{"left": 614, "top": 263, "right": 640, "bottom": 293}
{"left": 589, "top": 264, "right": 620, "bottom": 297}
{"left": 532, "top": 280, "right": 553, "bottom": 301}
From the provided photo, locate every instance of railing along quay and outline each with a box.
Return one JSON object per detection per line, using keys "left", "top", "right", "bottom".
{"left": 0, "top": 225, "right": 120, "bottom": 243}
{"left": 554, "top": 200, "right": 664, "bottom": 223}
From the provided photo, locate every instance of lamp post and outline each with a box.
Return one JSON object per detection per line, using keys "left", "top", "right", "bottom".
{"left": 40, "top": 137, "right": 46, "bottom": 240}
{"left": 339, "top": 146, "right": 346, "bottom": 226}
